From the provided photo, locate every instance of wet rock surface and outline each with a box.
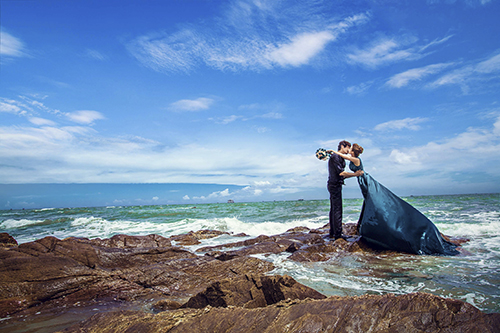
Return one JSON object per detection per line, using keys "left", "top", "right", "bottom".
{"left": 0, "top": 232, "right": 17, "bottom": 249}
{"left": 0, "top": 224, "right": 496, "bottom": 333}
{"left": 60, "top": 293, "right": 500, "bottom": 333}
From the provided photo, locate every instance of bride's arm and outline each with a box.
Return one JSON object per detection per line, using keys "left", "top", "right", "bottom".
{"left": 327, "top": 150, "right": 360, "bottom": 166}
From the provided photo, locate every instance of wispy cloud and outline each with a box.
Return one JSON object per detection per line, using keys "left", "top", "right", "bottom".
{"left": 347, "top": 35, "right": 452, "bottom": 69}
{"left": 387, "top": 114, "right": 500, "bottom": 173}
{"left": 193, "top": 188, "right": 231, "bottom": 200}
{"left": 347, "top": 36, "right": 419, "bottom": 68}
{"left": 344, "top": 81, "right": 373, "bottom": 95}
{"left": 0, "top": 97, "right": 45, "bottom": 117}
{"left": 386, "top": 62, "right": 456, "bottom": 88}
{"left": 126, "top": 1, "right": 368, "bottom": 73}
{"left": 374, "top": 117, "right": 429, "bottom": 131}
{"left": 169, "top": 97, "right": 215, "bottom": 112}
{"left": 0, "top": 30, "right": 26, "bottom": 58}
{"left": 17, "top": 96, "right": 61, "bottom": 116}
{"left": 0, "top": 121, "right": 317, "bottom": 186}
{"left": 84, "top": 49, "right": 107, "bottom": 61}
{"left": 259, "top": 112, "right": 283, "bottom": 119}
{"left": 65, "top": 110, "right": 105, "bottom": 124}
{"left": 427, "top": 0, "right": 493, "bottom": 6}
{"left": 0, "top": 100, "right": 25, "bottom": 115}
{"left": 267, "top": 31, "right": 335, "bottom": 67}
{"left": 0, "top": 95, "right": 317, "bottom": 185}
{"left": 1, "top": 96, "right": 105, "bottom": 126}
{"left": 29, "top": 117, "right": 58, "bottom": 126}
{"left": 209, "top": 110, "right": 283, "bottom": 125}
{"left": 428, "top": 51, "right": 500, "bottom": 93}
{"left": 210, "top": 115, "right": 243, "bottom": 124}
{"left": 318, "top": 114, "right": 500, "bottom": 194}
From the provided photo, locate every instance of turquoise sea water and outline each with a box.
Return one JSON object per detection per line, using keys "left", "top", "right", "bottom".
{"left": 1, "top": 193, "right": 499, "bottom": 314}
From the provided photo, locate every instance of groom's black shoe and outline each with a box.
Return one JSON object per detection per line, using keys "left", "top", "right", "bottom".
{"left": 334, "top": 234, "right": 349, "bottom": 241}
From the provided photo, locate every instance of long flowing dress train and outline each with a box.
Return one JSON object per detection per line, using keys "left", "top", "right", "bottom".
{"left": 350, "top": 159, "right": 459, "bottom": 255}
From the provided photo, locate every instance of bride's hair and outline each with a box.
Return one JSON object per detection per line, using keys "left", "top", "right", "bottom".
{"left": 352, "top": 143, "right": 364, "bottom": 157}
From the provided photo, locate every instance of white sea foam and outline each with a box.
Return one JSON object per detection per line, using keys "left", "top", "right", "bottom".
{"left": 68, "top": 217, "right": 174, "bottom": 239}
{"left": 37, "top": 208, "right": 56, "bottom": 212}
{"left": 436, "top": 219, "right": 500, "bottom": 237}
{"left": 0, "top": 218, "right": 45, "bottom": 229}
{"left": 65, "top": 215, "right": 326, "bottom": 241}
{"left": 211, "top": 217, "right": 327, "bottom": 237}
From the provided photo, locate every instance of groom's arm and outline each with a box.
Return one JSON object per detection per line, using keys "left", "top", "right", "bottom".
{"left": 340, "top": 170, "right": 364, "bottom": 178}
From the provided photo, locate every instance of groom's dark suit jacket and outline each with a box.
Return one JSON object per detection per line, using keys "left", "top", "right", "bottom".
{"left": 328, "top": 154, "right": 345, "bottom": 188}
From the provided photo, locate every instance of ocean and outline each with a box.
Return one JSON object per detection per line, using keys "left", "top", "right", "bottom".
{"left": 1, "top": 193, "right": 499, "bottom": 314}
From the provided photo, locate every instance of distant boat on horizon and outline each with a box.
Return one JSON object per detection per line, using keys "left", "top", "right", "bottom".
{"left": 227, "top": 199, "right": 234, "bottom": 203}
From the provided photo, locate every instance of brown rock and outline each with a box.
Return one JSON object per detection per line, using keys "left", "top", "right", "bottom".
{"left": 0, "top": 232, "right": 18, "bottom": 248}
{"left": 0, "top": 234, "right": 274, "bottom": 319}
{"left": 170, "top": 229, "right": 230, "bottom": 246}
{"left": 181, "top": 274, "right": 326, "bottom": 309}
{"left": 59, "top": 293, "right": 500, "bottom": 333}
{"left": 151, "top": 299, "right": 183, "bottom": 311}
{"left": 90, "top": 233, "right": 172, "bottom": 248}
{"left": 286, "top": 226, "right": 311, "bottom": 233}
{"left": 0, "top": 227, "right": 483, "bottom": 333}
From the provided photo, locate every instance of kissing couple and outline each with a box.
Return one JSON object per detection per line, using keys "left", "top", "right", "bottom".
{"left": 320, "top": 140, "right": 458, "bottom": 256}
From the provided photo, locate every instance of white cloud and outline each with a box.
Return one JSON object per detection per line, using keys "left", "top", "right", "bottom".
{"left": 211, "top": 115, "right": 243, "bottom": 124}
{"left": 388, "top": 149, "right": 421, "bottom": 165}
{"left": 345, "top": 82, "right": 373, "bottom": 95}
{"left": 209, "top": 109, "right": 283, "bottom": 125}
{"left": 256, "top": 127, "right": 270, "bottom": 133}
{"left": 428, "top": 52, "right": 500, "bottom": 93}
{"left": 347, "top": 35, "right": 452, "bottom": 69}
{"left": 169, "top": 98, "right": 214, "bottom": 112}
{"left": 192, "top": 189, "right": 232, "bottom": 201}
{"left": 389, "top": 121, "right": 499, "bottom": 169}
{"left": 476, "top": 53, "right": 500, "bottom": 73}
{"left": 65, "top": 110, "right": 105, "bottom": 124}
{"left": 347, "top": 37, "right": 419, "bottom": 68}
{"left": 126, "top": 1, "right": 368, "bottom": 72}
{"left": 0, "top": 112, "right": 319, "bottom": 187}
{"left": 356, "top": 115, "right": 500, "bottom": 194}
{"left": 0, "top": 101, "right": 24, "bottom": 115}
{"left": 85, "top": 49, "right": 107, "bottom": 61}
{"left": 0, "top": 31, "right": 25, "bottom": 57}
{"left": 386, "top": 62, "right": 456, "bottom": 88}
{"left": 374, "top": 117, "right": 429, "bottom": 131}
{"left": 268, "top": 31, "right": 335, "bottom": 67}
{"left": 207, "top": 188, "right": 231, "bottom": 199}
{"left": 313, "top": 116, "right": 500, "bottom": 196}
{"left": 494, "top": 116, "right": 500, "bottom": 136}
{"left": 29, "top": 117, "right": 58, "bottom": 126}
{"left": 2, "top": 107, "right": 499, "bottom": 199}
{"left": 259, "top": 112, "right": 283, "bottom": 119}
{"left": 429, "top": 0, "right": 493, "bottom": 5}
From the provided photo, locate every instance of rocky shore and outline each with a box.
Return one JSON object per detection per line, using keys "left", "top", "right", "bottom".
{"left": 0, "top": 224, "right": 498, "bottom": 332}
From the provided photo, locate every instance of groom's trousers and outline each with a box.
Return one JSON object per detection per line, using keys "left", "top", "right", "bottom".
{"left": 328, "top": 183, "right": 343, "bottom": 239}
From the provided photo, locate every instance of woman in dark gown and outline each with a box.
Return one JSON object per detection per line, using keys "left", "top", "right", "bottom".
{"left": 330, "top": 144, "right": 459, "bottom": 256}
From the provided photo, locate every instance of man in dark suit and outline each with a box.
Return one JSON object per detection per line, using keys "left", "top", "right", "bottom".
{"left": 327, "top": 140, "right": 363, "bottom": 240}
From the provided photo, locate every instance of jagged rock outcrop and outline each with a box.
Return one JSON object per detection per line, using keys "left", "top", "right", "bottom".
{"left": 59, "top": 293, "right": 500, "bottom": 333}
{"left": 0, "top": 232, "right": 17, "bottom": 249}
{"left": 0, "top": 225, "right": 492, "bottom": 333}
{"left": 180, "top": 274, "right": 326, "bottom": 309}
{"left": 0, "top": 233, "right": 274, "bottom": 319}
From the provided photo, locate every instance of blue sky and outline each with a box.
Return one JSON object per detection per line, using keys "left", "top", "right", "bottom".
{"left": 1, "top": 0, "right": 500, "bottom": 208}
